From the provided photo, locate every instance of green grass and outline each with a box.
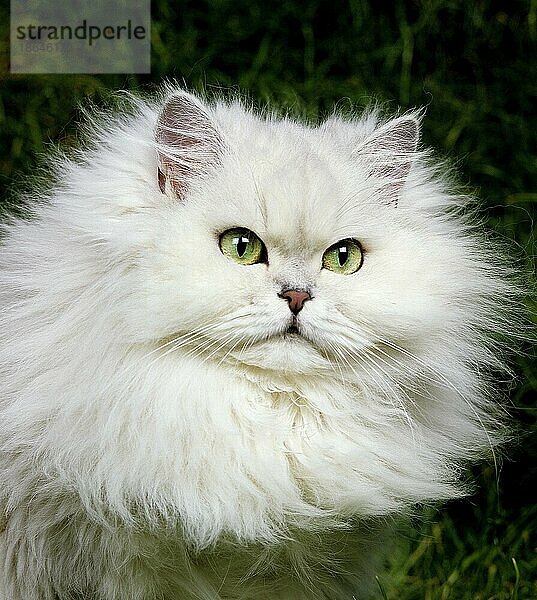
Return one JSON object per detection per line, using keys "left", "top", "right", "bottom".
{"left": 382, "top": 492, "right": 537, "bottom": 599}
{"left": 1, "top": 1, "right": 536, "bottom": 597}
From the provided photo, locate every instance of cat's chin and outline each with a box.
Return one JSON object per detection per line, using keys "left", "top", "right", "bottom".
{"left": 228, "top": 334, "right": 331, "bottom": 375}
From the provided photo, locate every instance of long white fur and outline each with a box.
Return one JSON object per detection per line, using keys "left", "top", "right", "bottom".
{"left": 0, "top": 87, "right": 520, "bottom": 599}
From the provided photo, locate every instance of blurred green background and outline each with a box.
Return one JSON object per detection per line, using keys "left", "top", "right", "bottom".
{"left": 1, "top": 1, "right": 536, "bottom": 598}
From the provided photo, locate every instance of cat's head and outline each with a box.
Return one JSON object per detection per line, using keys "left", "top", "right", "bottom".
{"left": 128, "top": 90, "right": 499, "bottom": 383}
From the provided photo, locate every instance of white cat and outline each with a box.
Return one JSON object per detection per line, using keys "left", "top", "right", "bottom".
{"left": 0, "top": 87, "right": 519, "bottom": 599}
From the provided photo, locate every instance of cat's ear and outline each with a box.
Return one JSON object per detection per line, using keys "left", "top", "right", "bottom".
{"left": 355, "top": 114, "right": 420, "bottom": 205}
{"left": 155, "top": 92, "right": 223, "bottom": 199}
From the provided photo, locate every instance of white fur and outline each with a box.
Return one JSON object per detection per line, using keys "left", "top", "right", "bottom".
{"left": 0, "top": 87, "right": 519, "bottom": 599}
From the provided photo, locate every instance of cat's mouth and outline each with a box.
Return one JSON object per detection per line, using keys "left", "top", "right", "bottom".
{"left": 285, "top": 317, "right": 300, "bottom": 335}
{"left": 224, "top": 316, "right": 330, "bottom": 373}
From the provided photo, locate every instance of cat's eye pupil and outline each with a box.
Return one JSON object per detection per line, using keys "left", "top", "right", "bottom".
{"left": 220, "top": 228, "right": 265, "bottom": 266}
{"left": 338, "top": 245, "right": 348, "bottom": 266}
{"left": 235, "top": 235, "right": 249, "bottom": 257}
{"left": 322, "top": 238, "right": 362, "bottom": 275}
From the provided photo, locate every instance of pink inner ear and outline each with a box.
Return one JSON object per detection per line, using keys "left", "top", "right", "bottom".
{"left": 358, "top": 116, "right": 420, "bottom": 205}
{"left": 157, "top": 168, "right": 166, "bottom": 194}
{"left": 155, "top": 93, "right": 223, "bottom": 199}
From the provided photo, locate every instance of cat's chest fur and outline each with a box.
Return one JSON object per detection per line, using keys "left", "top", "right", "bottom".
{"left": 82, "top": 358, "right": 391, "bottom": 598}
{"left": 78, "top": 351, "right": 442, "bottom": 544}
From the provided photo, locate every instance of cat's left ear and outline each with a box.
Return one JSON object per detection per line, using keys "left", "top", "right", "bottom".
{"left": 155, "top": 92, "right": 223, "bottom": 199}
{"left": 355, "top": 114, "right": 420, "bottom": 205}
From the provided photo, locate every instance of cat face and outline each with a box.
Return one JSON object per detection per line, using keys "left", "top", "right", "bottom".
{"left": 138, "top": 92, "right": 453, "bottom": 377}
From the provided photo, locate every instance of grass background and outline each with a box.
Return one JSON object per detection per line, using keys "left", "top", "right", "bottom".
{"left": 0, "top": 1, "right": 536, "bottom": 598}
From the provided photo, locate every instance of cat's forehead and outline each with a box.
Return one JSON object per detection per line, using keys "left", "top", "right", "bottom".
{"left": 219, "top": 144, "right": 337, "bottom": 249}
{"left": 211, "top": 120, "right": 379, "bottom": 250}
{"left": 184, "top": 110, "right": 394, "bottom": 257}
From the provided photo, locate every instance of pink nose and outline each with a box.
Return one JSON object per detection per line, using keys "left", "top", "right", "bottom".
{"left": 279, "top": 290, "right": 311, "bottom": 315}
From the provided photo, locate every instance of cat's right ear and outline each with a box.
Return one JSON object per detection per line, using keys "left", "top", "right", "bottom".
{"left": 354, "top": 114, "right": 420, "bottom": 205}
{"left": 155, "top": 92, "right": 223, "bottom": 200}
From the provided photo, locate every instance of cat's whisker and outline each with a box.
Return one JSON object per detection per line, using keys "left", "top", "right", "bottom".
{"left": 339, "top": 339, "right": 414, "bottom": 408}
{"left": 323, "top": 336, "right": 389, "bottom": 401}
{"left": 324, "top": 342, "right": 376, "bottom": 401}
{"left": 234, "top": 331, "right": 259, "bottom": 364}
{"left": 143, "top": 322, "right": 227, "bottom": 369}
{"left": 322, "top": 339, "right": 350, "bottom": 392}
{"left": 327, "top": 341, "right": 419, "bottom": 441}
{"left": 338, "top": 317, "right": 501, "bottom": 466}
{"left": 320, "top": 312, "right": 434, "bottom": 435}
{"left": 359, "top": 347, "right": 437, "bottom": 421}
{"left": 342, "top": 343, "right": 418, "bottom": 438}
{"left": 216, "top": 331, "right": 252, "bottom": 368}
{"left": 335, "top": 313, "right": 465, "bottom": 390}
{"left": 144, "top": 308, "right": 258, "bottom": 367}
{"left": 185, "top": 328, "right": 249, "bottom": 366}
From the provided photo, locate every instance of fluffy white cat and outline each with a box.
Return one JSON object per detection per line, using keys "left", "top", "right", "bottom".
{"left": 0, "top": 87, "right": 519, "bottom": 599}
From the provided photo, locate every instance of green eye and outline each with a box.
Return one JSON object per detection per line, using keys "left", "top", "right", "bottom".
{"left": 322, "top": 239, "right": 363, "bottom": 275}
{"left": 219, "top": 228, "right": 266, "bottom": 265}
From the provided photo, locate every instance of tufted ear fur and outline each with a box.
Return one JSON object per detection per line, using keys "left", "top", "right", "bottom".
{"left": 354, "top": 115, "right": 420, "bottom": 205}
{"left": 155, "top": 93, "right": 223, "bottom": 199}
